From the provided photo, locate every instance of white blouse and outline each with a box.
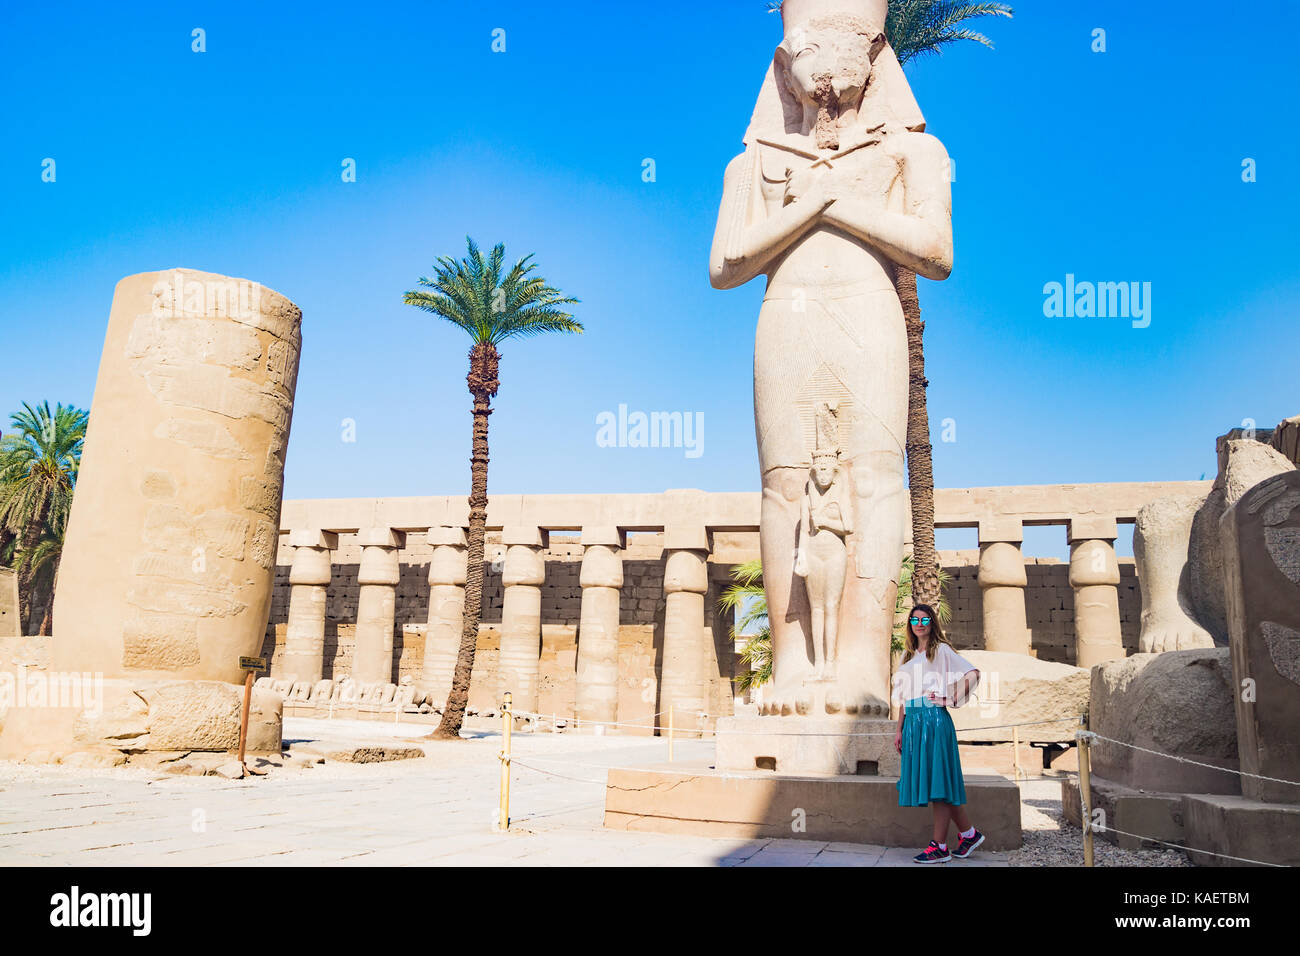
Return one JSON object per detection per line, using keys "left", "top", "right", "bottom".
{"left": 891, "top": 642, "right": 980, "bottom": 707}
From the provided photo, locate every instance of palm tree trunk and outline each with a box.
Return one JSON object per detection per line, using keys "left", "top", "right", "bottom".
{"left": 432, "top": 346, "right": 497, "bottom": 739}
{"left": 15, "top": 504, "right": 48, "bottom": 635}
{"left": 38, "top": 556, "right": 59, "bottom": 635}
{"left": 897, "top": 267, "right": 941, "bottom": 608}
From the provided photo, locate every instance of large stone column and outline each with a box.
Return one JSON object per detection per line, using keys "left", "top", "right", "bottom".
{"left": 281, "top": 529, "right": 338, "bottom": 682}
{"left": 353, "top": 528, "right": 406, "bottom": 685}
{"left": 575, "top": 526, "right": 625, "bottom": 728}
{"left": 1068, "top": 516, "right": 1124, "bottom": 669}
{"left": 52, "top": 268, "right": 302, "bottom": 682}
{"left": 660, "top": 523, "right": 710, "bottom": 739}
{"left": 1, "top": 270, "right": 298, "bottom": 761}
{"left": 498, "top": 526, "right": 548, "bottom": 717}
{"left": 978, "top": 518, "right": 1031, "bottom": 655}
{"left": 418, "top": 526, "right": 468, "bottom": 705}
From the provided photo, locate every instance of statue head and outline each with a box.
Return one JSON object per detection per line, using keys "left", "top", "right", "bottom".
{"left": 811, "top": 451, "right": 840, "bottom": 490}
{"left": 776, "top": 16, "right": 886, "bottom": 143}
{"left": 742, "top": 0, "right": 925, "bottom": 149}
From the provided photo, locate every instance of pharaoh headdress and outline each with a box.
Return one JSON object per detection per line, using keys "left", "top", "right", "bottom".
{"left": 807, "top": 402, "right": 853, "bottom": 536}
{"left": 742, "top": 0, "right": 926, "bottom": 150}
{"left": 812, "top": 401, "right": 842, "bottom": 467}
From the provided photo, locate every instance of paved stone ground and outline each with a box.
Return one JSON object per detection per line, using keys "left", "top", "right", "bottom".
{"left": 0, "top": 717, "right": 1049, "bottom": 867}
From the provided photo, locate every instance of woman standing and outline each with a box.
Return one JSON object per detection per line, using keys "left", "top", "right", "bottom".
{"left": 893, "top": 604, "right": 984, "bottom": 863}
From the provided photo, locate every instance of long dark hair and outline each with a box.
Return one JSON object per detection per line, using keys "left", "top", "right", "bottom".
{"left": 902, "top": 603, "right": 951, "bottom": 664}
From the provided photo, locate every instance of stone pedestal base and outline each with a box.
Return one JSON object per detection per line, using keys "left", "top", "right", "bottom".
{"left": 0, "top": 674, "right": 282, "bottom": 762}
{"left": 604, "top": 761, "right": 1022, "bottom": 849}
{"left": 1061, "top": 774, "right": 1186, "bottom": 850}
{"left": 1182, "top": 794, "right": 1300, "bottom": 867}
{"left": 716, "top": 715, "right": 900, "bottom": 776}
{"left": 1062, "top": 777, "right": 1300, "bottom": 865}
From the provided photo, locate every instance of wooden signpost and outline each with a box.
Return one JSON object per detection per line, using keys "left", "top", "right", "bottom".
{"left": 238, "top": 656, "right": 267, "bottom": 777}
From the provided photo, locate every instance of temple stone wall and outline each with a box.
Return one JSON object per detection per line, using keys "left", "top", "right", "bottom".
{"left": 261, "top": 531, "right": 732, "bottom": 728}
{"left": 257, "top": 483, "right": 1190, "bottom": 724}
{"left": 941, "top": 551, "right": 1141, "bottom": 663}
{"left": 260, "top": 525, "right": 1145, "bottom": 712}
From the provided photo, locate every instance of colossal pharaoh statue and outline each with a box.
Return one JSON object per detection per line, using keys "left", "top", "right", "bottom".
{"left": 710, "top": 0, "right": 952, "bottom": 718}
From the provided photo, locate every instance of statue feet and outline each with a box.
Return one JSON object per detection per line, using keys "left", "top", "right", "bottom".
{"left": 1138, "top": 611, "right": 1215, "bottom": 653}
{"left": 759, "top": 693, "right": 813, "bottom": 716}
{"left": 850, "top": 694, "right": 890, "bottom": 718}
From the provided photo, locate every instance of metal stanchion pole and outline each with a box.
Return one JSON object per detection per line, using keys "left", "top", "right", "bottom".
{"left": 1077, "top": 716, "right": 1094, "bottom": 867}
{"left": 1013, "top": 725, "right": 1022, "bottom": 781}
{"left": 499, "top": 693, "right": 512, "bottom": 832}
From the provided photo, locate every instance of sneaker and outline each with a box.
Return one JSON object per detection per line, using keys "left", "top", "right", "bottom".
{"left": 912, "top": 840, "right": 951, "bottom": 864}
{"left": 952, "top": 829, "right": 985, "bottom": 858}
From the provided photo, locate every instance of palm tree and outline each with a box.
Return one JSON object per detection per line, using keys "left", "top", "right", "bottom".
{"left": 884, "top": 0, "right": 1013, "bottom": 606}
{"left": 14, "top": 518, "right": 65, "bottom": 635}
{"left": 0, "top": 401, "right": 88, "bottom": 633}
{"left": 718, "top": 559, "right": 770, "bottom": 695}
{"left": 890, "top": 553, "right": 952, "bottom": 651}
{"left": 404, "top": 238, "right": 581, "bottom": 739}
{"left": 723, "top": 555, "right": 952, "bottom": 692}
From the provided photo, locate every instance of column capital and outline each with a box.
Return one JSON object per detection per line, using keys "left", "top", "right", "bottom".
{"left": 1067, "top": 515, "right": 1118, "bottom": 544}
{"left": 289, "top": 529, "right": 338, "bottom": 550}
{"left": 579, "top": 525, "right": 626, "bottom": 549}
{"left": 426, "top": 526, "right": 467, "bottom": 548}
{"left": 1069, "top": 538, "right": 1120, "bottom": 587}
{"left": 502, "top": 525, "right": 548, "bottom": 549}
{"left": 664, "top": 523, "right": 712, "bottom": 553}
{"left": 358, "top": 527, "right": 406, "bottom": 549}
{"left": 977, "top": 517, "right": 1023, "bottom": 545}
{"left": 978, "top": 540, "right": 1027, "bottom": 588}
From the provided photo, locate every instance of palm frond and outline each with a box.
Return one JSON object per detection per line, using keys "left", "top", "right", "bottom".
{"left": 0, "top": 401, "right": 87, "bottom": 536}
{"left": 403, "top": 238, "right": 582, "bottom": 346}
{"left": 886, "top": 0, "right": 1013, "bottom": 65}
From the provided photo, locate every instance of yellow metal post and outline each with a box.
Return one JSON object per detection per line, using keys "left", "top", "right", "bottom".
{"left": 499, "top": 693, "right": 512, "bottom": 831}
{"left": 1077, "top": 717, "right": 1094, "bottom": 867}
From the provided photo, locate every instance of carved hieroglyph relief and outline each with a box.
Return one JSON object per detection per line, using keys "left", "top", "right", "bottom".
{"left": 52, "top": 270, "right": 302, "bottom": 684}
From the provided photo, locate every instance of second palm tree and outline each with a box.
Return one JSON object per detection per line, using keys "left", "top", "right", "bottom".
{"left": 404, "top": 238, "right": 581, "bottom": 739}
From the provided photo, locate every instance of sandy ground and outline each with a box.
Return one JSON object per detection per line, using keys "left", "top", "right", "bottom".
{"left": 0, "top": 718, "right": 1190, "bottom": 866}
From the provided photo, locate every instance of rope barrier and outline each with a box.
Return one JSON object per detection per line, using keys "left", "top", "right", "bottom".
{"left": 1085, "top": 731, "right": 1300, "bottom": 789}
{"left": 511, "top": 760, "right": 608, "bottom": 786}
{"left": 502, "top": 704, "right": 1286, "bottom": 867}
{"left": 505, "top": 750, "right": 673, "bottom": 774}
{"left": 1080, "top": 823, "right": 1285, "bottom": 868}
{"left": 509, "top": 708, "right": 1085, "bottom": 738}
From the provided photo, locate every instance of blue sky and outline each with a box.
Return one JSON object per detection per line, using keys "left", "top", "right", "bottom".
{"left": 2, "top": 1, "right": 1297, "bottom": 559}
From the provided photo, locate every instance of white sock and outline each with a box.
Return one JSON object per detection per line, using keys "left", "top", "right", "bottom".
{"left": 937, "top": 842, "right": 947, "bottom": 850}
{"left": 961, "top": 826, "right": 976, "bottom": 839}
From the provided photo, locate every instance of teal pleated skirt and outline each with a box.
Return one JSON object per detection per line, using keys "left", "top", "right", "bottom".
{"left": 897, "top": 697, "right": 967, "bottom": 807}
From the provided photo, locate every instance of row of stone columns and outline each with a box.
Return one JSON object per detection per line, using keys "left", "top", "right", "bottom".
{"left": 574, "top": 527, "right": 623, "bottom": 725}
{"left": 279, "top": 522, "right": 718, "bottom": 729}
{"left": 279, "top": 515, "right": 1129, "bottom": 715}
{"left": 659, "top": 524, "right": 711, "bottom": 738}
{"left": 497, "top": 526, "right": 548, "bottom": 715}
{"left": 976, "top": 516, "right": 1126, "bottom": 666}
{"left": 281, "top": 529, "right": 337, "bottom": 683}
{"left": 1068, "top": 516, "right": 1124, "bottom": 669}
{"left": 421, "top": 526, "right": 468, "bottom": 704}
{"left": 977, "top": 518, "right": 1031, "bottom": 655}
